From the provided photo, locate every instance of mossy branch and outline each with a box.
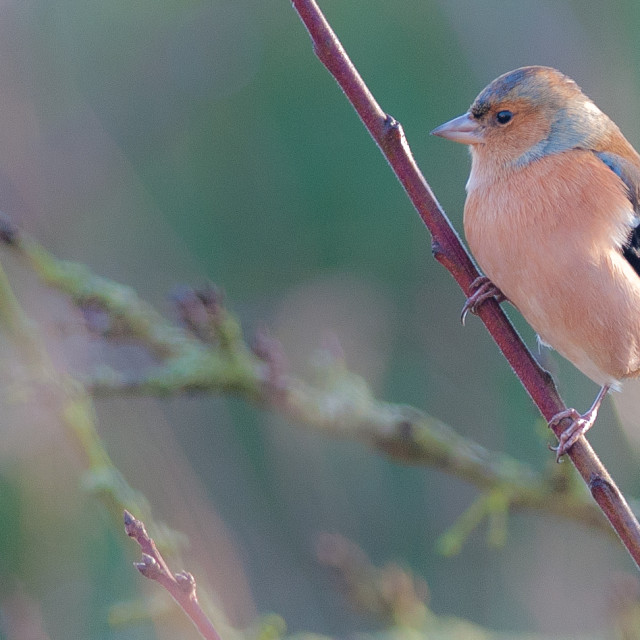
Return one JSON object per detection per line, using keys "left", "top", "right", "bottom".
{"left": 0, "top": 215, "right": 614, "bottom": 543}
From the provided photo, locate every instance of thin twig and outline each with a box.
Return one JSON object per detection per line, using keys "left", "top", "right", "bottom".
{"left": 124, "top": 510, "right": 222, "bottom": 640}
{"left": 290, "top": 0, "right": 640, "bottom": 567}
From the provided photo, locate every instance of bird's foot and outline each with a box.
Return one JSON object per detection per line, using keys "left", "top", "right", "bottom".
{"left": 548, "top": 409, "right": 597, "bottom": 462}
{"left": 461, "top": 276, "right": 506, "bottom": 325}
{"left": 548, "top": 385, "right": 610, "bottom": 461}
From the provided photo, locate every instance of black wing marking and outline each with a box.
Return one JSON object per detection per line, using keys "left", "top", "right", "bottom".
{"left": 595, "top": 151, "right": 640, "bottom": 277}
{"left": 623, "top": 225, "right": 640, "bottom": 275}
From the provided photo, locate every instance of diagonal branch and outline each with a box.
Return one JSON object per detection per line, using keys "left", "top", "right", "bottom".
{"left": 290, "top": 0, "right": 640, "bottom": 567}
{"left": 124, "top": 511, "right": 222, "bottom": 640}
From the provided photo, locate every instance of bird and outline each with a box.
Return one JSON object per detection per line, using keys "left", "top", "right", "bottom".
{"left": 431, "top": 66, "right": 640, "bottom": 459}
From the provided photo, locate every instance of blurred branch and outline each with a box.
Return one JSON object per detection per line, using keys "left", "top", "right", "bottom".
{"left": 0, "top": 175, "right": 593, "bottom": 640}
{"left": 314, "top": 532, "right": 615, "bottom": 640}
{"left": 288, "top": 0, "right": 640, "bottom": 566}
{"left": 0, "top": 230, "right": 245, "bottom": 636}
{"left": 0, "top": 251, "right": 153, "bottom": 524}
{"left": 0, "top": 218, "right": 613, "bottom": 544}
{"left": 315, "top": 532, "right": 429, "bottom": 628}
{"left": 124, "top": 510, "right": 222, "bottom": 640}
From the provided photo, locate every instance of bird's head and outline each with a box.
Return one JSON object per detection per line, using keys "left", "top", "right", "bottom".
{"left": 431, "top": 66, "right": 613, "bottom": 166}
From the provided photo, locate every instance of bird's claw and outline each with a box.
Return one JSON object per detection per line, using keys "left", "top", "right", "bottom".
{"left": 461, "top": 276, "right": 506, "bottom": 325}
{"left": 548, "top": 408, "right": 595, "bottom": 462}
{"left": 548, "top": 385, "right": 609, "bottom": 461}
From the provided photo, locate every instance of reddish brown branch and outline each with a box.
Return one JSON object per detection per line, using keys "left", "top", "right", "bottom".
{"left": 291, "top": 0, "right": 640, "bottom": 567}
{"left": 124, "top": 511, "right": 222, "bottom": 640}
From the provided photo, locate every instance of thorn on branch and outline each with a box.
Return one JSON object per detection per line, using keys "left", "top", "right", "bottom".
{"left": 430, "top": 239, "right": 444, "bottom": 262}
{"left": 382, "top": 114, "right": 401, "bottom": 138}
{"left": 589, "top": 473, "right": 615, "bottom": 501}
{"left": 430, "top": 238, "right": 467, "bottom": 277}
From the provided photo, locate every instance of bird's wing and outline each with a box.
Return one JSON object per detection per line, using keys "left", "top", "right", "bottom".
{"left": 595, "top": 150, "right": 640, "bottom": 276}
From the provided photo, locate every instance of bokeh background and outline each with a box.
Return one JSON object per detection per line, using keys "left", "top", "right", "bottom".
{"left": 1, "top": 0, "right": 640, "bottom": 638}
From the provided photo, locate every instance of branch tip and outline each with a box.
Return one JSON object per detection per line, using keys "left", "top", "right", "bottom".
{"left": 123, "top": 510, "right": 147, "bottom": 541}
{"left": 123, "top": 511, "right": 221, "bottom": 639}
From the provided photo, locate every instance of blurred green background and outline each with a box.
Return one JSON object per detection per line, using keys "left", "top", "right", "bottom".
{"left": 1, "top": 0, "right": 640, "bottom": 638}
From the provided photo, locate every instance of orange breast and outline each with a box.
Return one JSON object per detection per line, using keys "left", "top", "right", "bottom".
{"left": 464, "top": 150, "right": 640, "bottom": 385}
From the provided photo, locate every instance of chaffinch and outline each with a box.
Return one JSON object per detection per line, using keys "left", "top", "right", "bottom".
{"left": 431, "top": 66, "right": 640, "bottom": 458}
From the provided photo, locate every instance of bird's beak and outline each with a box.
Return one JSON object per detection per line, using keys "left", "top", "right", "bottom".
{"left": 431, "top": 112, "right": 483, "bottom": 145}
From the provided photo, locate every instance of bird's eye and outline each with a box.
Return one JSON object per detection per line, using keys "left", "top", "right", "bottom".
{"left": 496, "top": 110, "right": 513, "bottom": 125}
